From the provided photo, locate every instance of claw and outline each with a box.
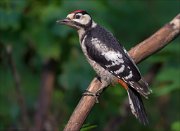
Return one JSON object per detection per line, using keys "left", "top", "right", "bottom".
{"left": 83, "top": 90, "right": 100, "bottom": 103}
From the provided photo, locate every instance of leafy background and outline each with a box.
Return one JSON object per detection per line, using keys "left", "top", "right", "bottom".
{"left": 0, "top": 0, "right": 179, "bottom": 131}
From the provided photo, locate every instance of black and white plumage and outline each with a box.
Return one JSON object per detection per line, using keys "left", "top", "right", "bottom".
{"left": 57, "top": 10, "right": 152, "bottom": 125}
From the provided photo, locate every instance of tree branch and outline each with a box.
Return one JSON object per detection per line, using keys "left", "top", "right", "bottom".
{"left": 64, "top": 14, "right": 180, "bottom": 131}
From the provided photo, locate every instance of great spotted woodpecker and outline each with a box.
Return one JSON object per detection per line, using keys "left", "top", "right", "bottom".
{"left": 57, "top": 10, "right": 152, "bottom": 125}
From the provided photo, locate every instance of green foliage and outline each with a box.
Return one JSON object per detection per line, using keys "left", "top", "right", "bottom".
{"left": 171, "top": 121, "right": 180, "bottom": 131}
{"left": 81, "top": 123, "right": 97, "bottom": 131}
{"left": 155, "top": 68, "right": 180, "bottom": 96}
{"left": 148, "top": 41, "right": 180, "bottom": 96}
{"left": 0, "top": 0, "right": 179, "bottom": 131}
{"left": 59, "top": 48, "right": 94, "bottom": 90}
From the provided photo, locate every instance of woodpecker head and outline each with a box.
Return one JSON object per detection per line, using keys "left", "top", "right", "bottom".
{"left": 57, "top": 10, "right": 94, "bottom": 30}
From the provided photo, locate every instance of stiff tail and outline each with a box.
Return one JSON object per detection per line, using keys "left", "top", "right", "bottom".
{"left": 127, "top": 86, "right": 149, "bottom": 125}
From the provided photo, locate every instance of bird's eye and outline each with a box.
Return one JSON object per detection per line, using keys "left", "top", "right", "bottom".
{"left": 74, "top": 14, "right": 81, "bottom": 19}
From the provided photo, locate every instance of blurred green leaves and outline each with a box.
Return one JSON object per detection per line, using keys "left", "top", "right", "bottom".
{"left": 59, "top": 48, "right": 94, "bottom": 90}
{"left": 0, "top": 0, "right": 26, "bottom": 30}
{"left": 155, "top": 68, "right": 180, "bottom": 96}
{"left": 81, "top": 123, "right": 97, "bottom": 131}
{"left": 171, "top": 121, "right": 180, "bottom": 131}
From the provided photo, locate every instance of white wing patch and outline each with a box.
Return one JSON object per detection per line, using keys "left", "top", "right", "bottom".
{"left": 91, "top": 38, "right": 106, "bottom": 50}
{"left": 103, "top": 51, "right": 122, "bottom": 61}
{"left": 91, "top": 37, "right": 124, "bottom": 65}
{"left": 104, "top": 51, "right": 124, "bottom": 68}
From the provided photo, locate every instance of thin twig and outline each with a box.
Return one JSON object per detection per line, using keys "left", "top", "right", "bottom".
{"left": 6, "top": 45, "right": 30, "bottom": 129}
{"left": 64, "top": 14, "right": 180, "bottom": 131}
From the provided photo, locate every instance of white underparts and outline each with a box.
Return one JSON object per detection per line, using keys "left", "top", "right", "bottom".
{"left": 78, "top": 28, "right": 85, "bottom": 40}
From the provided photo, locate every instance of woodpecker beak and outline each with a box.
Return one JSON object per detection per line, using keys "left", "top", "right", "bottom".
{"left": 57, "top": 14, "right": 80, "bottom": 29}
{"left": 56, "top": 18, "right": 71, "bottom": 25}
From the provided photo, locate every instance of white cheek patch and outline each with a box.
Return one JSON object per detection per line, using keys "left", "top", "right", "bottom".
{"left": 73, "top": 14, "right": 91, "bottom": 25}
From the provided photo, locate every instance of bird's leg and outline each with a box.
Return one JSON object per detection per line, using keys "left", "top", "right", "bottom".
{"left": 83, "top": 88, "right": 106, "bottom": 103}
{"left": 83, "top": 77, "right": 109, "bottom": 103}
{"left": 96, "top": 75, "right": 102, "bottom": 83}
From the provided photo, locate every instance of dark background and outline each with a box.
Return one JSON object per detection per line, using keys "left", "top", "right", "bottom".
{"left": 0, "top": 0, "right": 179, "bottom": 131}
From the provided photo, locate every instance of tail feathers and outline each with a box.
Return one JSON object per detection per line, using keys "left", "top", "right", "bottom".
{"left": 127, "top": 86, "right": 149, "bottom": 125}
{"left": 129, "top": 78, "right": 152, "bottom": 99}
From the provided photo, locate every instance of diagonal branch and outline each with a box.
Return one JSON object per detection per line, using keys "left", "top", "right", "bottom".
{"left": 64, "top": 14, "right": 180, "bottom": 131}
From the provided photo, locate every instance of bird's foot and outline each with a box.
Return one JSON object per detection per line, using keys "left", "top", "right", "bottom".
{"left": 83, "top": 90, "right": 101, "bottom": 103}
